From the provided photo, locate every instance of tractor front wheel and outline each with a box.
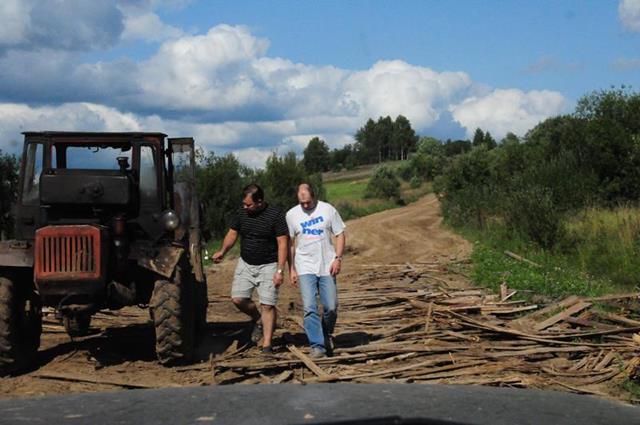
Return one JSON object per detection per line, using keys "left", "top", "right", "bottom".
{"left": 150, "top": 266, "right": 195, "bottom": 366}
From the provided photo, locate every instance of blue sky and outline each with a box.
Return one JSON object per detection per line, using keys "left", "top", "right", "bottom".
{"left": 0, "top": 0, "right": 639, "bottom": 166}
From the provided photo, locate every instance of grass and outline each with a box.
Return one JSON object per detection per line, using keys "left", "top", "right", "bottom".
{"left": 325, "top": 178, "right": 369, "bottom": 202}
{"left": 456, "top": 223, "right": 619, "bottom": 301}
{"left": 326, "top": 178, "right": 431, "bottom": 221}
{"left": 321, "top": 159, "right": 432, "bottom": 221}
{"left": 620, "top": 379, "right": 640, "bottom": 404}
{"left": 565, "top": 206, "right": 640, "bottom": 287}
{"left": 322, "top": 161, "right": 404, "bottom": 183}
{"left": 449, "top": 204, "right": 640, "bottom": 300}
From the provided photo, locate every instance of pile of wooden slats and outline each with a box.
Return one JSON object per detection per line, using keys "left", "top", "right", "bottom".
{"left": 210, "top": 265, "right": 640, "bottom": 400}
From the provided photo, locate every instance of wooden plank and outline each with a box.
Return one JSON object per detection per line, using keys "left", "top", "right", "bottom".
{"left": 586, "top": 292, "right": 640, "bottom": 302}
{"left": 515, "top": 296, "right": 579, "bottom": 323}
{"left": 534, "top": 301, "right": 592, "bottom": 332}
{"left": 270, "top": 370, "right": 293, "bottom": 384}
{"left": 32, "top": 372, "right": 159, "bottom": 389}
{"left": 594, "top": 351, "right": 617, "bottom": 371}
{"left": 598, "top": 312, "right": 640, "bottom": 327}
{"left": 482, "top": 305, "right": 539, "bottom": 315}
{"left": 287, "top": 345, "right": 328, "bottom": 378}
{"left": 424, "top": 302, "right": 433, "bottom": 333}
{"left": 504, "top": 250, "right": 541, "bottom": 268}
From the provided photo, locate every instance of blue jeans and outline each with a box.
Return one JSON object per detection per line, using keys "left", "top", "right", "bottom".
{"left": 298, "top": 274, "right": 338, "bottom": 352}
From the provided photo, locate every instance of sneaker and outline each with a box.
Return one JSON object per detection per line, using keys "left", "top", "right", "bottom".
{"left": 261, "top": 346, "right": 274, "bottom": 355}
{"left": 251, "top": 322, "right": 263, "bottom": 344}
{"left": 308, "top": 347, "right": 327, "bottom": 359}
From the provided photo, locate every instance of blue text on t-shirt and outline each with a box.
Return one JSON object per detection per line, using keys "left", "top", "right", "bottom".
{"left": 300, "top": 216, "right": 324, "bottom": 235}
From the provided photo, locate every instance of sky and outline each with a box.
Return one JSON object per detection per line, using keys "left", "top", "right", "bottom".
{"left": 0, "top": 0, "right": 639, "bottom": 167}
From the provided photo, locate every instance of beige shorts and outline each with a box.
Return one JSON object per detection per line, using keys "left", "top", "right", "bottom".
{"left": 231, "top": 258, "right": 279, "bottom": 306}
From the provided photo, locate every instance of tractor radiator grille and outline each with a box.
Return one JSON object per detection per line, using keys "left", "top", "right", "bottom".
{"left": 35, "top": 225, "right": 103, "bottom": 281}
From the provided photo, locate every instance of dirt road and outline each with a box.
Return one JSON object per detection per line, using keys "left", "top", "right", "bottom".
{"left": 0, "top": 194, "right": 466, "bottom": 398}
{"left": 1, "top": 194, "right": 636, "bottom": 401}
{"left": 346, "top": 194, "right": 471, "bottom": 266}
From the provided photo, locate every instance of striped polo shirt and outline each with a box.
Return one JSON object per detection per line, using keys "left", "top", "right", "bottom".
{"left": 230, "top": 204, "right": 288, "bottom": 265}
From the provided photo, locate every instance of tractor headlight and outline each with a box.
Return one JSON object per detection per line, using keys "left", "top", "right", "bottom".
{"left": 160, "top": 210, "right": 180, "bottom": 231}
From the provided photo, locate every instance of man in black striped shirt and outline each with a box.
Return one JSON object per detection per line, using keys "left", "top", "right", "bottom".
{"left": 212, "top": 184, "right": 289, "bottom": 353}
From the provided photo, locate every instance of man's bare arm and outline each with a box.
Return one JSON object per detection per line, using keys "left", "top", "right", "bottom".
{"left": 276, "top": 235, "right": 289, "bottom": 271}
{"left": 288, "top": 237, "right": 298, "bottom": 287}
{"left": 273, "top": 235, "right": 289, "bottom": 287}
{"left": 212, "top": 229, "right": 238, "bottom": 262}
{"left": 335, "top": 232, "right": 346, "bottom": 257}
{"left": 330, "top": 232, "right": 346, "bottom": 276}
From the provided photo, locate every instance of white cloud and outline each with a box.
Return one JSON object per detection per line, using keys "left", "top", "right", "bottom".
{"left": 121, "top": 12, "right": 184, "bottom": 42}
{"left": 343, "top": 60, "right": 471, "bottom": 128}
{"left": 0, "top": 22, "right": 570, "bottom": 167}
{"left": 619, "top": 0, "right": 640, "bottom": 32}
{"left": 135, "top": 25, "right": 271, "bottom": 110}
{"left": 233, "top": 148, "right": 275, "bottom": 169}
{"left": 450, "top": 89, "right": 567, "bottom": 139}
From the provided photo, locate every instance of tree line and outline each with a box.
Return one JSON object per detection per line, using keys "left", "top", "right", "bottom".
{"left": 0, "top": 150, "right": 19, "bottom": 239}
{"left": 301, "top": 115, "right": 421, "bottom": 173}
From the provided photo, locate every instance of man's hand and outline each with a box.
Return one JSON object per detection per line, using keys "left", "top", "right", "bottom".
{"left": 329, "top": 259, "right": 342, "bottom": 277}
{"left": 273, "top": 271, "right": 284, "bottom": 287}
{"left": 289, "top": 268, "right": 299, "bottom": 288}
{"left": 212, "top": 250, "right": 224, "bottom": 263}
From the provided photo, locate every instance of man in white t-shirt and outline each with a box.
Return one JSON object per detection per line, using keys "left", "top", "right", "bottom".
{"left": 287, "top": 183, "right": 346, "bottom": 358}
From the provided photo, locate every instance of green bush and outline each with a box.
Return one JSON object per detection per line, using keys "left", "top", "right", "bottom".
{"left": 398, "top": 162, "right": 413, "bottom": 181}
{"left": 335, "top": 201, "right": 358, "bottom": 221}
{"left": 365, "top": 166, "right": 401, "bottom": 201}
{"left": 503, "top": 185, "right": 564, "bottom": 249}
{"left": 409, "top": 175, "right": 423, "bottom": 189}
{"left": 196, "top": 153, "right": 251, "bottom": 240}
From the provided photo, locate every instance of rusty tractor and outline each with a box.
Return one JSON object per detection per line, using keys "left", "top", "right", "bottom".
{"left": 0, "top": 132, "right": 208, "bottom": 374}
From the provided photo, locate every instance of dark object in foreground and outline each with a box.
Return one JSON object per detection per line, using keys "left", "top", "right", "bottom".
{"left": 0, "top": 384, "right": 637, "bottom": 425}
{"left": 0, "top": 132, "right": 208, "bottom": 374}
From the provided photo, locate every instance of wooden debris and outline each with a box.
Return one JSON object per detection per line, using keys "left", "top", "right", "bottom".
{"left": 207, "top": 262, "right": 639, "bottom": 400}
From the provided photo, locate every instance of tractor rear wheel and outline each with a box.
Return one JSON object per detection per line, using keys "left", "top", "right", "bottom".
{"left": 0, "top": 276, "right": 42, "bottom": 376}
{"left": 150, "top": 266, "right": 195, "bottom": 366}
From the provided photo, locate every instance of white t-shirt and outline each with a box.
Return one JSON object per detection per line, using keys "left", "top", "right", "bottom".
{"left": 286, "top": 201, "right": 346, "bottom": 276}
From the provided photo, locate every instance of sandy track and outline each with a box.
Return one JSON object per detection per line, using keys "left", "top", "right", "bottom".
{"left": 347, "top": 194, "right": 471, "bottom": 264}
{"left": 0, "top": 195, "right": 474, "bottom": 399}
